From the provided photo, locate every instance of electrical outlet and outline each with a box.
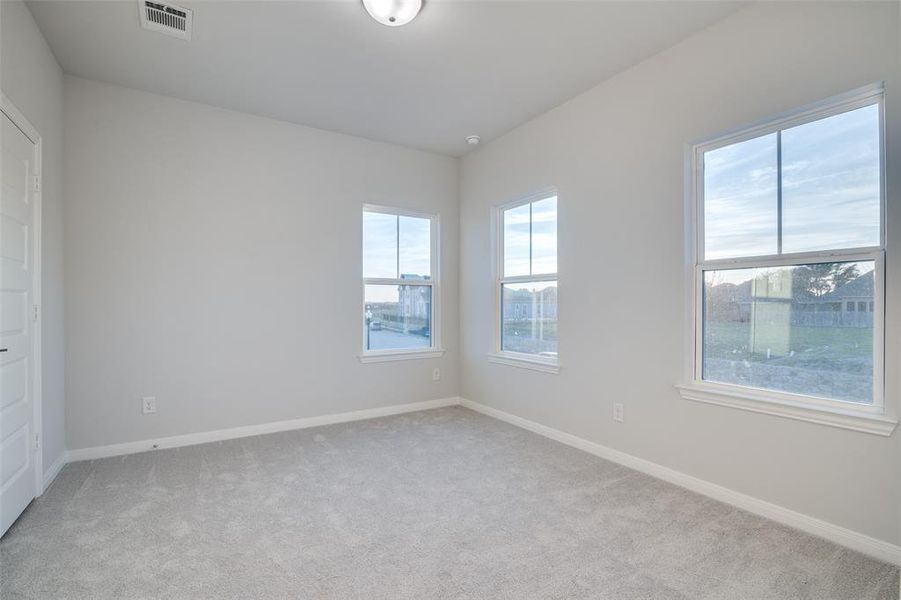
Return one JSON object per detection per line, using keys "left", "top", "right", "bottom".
{"left": 142, "top": 396, "right": 157, "bottom": 414}
{"left": 613, "top": 402, "right": 624, "bottom": 423}
{"left": 432, "top": 368, "right": 441, "bottom": 381}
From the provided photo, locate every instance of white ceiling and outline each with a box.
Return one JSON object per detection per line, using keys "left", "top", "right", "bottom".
{"left": 28, "top": 1, "right": 743, "bottom": 156}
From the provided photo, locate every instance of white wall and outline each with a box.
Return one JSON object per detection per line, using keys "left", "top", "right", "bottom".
{"left": 460, "top": 2, "right": 901, "bottom": 544}
{"left": 63, "top": 77, "right": 459, "bottom": 451}
{"left": 1, "top": 0, "right": 67, "bottom": 479}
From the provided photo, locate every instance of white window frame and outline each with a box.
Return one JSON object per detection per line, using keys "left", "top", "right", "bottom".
{"left": 488, "top": 189, "right": 560, "bottom": 374}
{"left": 677, "top": 84, "right": 897, "bottom": 436}
{"left": 359, "top": 204, "right": 443, "bottom": 363}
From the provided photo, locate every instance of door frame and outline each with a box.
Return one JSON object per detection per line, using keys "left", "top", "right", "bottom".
{"left": 1, "top": 92, "right": 44, "bottom": 498}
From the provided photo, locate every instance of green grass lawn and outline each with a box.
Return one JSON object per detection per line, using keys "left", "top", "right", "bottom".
{"left": 502, "top": 320, "right": 558, "bottom": 338}
{"left": 502, "top": 320, "right": 558, "bottom": 354}
{"left": 704, "top": 321, "right": 872, "bottom": 374}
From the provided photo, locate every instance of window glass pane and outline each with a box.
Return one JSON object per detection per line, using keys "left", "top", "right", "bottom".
{"left": 364, "top": 285, "right": 431, "bottom": 351}
{"left": 363, "top": 212, "right": 397, "bottom": 279}
{"left": 703, "top": 261, "right": 874, "bottom": 403}
{"left": 704, "top": 133, "right": 778, "bottom": 260}
{"left": 398, "top": 215, "right": 431, "bottom": 279}
{"left": 501, "top": 281, "right": 558, "bottom": 357}
{"left": 782, "top": 104, "right": 881, "bottom": 253}
{"left": 503, "top": 203, "right": 531, "bottom": 277}
{"left": 531, "top": 196, "right": 557, "bottom": 275}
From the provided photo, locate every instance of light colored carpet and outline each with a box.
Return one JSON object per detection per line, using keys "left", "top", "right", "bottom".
{"left": 1, "top": 407, "right": 897, "bottom": 599}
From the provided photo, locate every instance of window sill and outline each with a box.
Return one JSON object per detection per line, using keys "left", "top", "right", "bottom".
{"left": 358, "top": 349, "right": 445, "bottom": 364}
{"left": 676, "top": 382, "right": 897, "bottom": 436}
{"left": 487, "top": 353, "right": 560, "bottom": 374}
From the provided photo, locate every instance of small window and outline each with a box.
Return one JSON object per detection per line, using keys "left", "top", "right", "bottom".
{"left": 362, "top": 207, "right": 439, "bottom": 356}
{"left": 495, "top": 193, "right": 558, "bottom": 365}
{"left": 690, "top": 87, "right": 884, "bottom": 415}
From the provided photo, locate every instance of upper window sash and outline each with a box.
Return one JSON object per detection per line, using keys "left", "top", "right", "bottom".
{"left": 362, "top": 204, "right": 439, "bottom": 281}
{"left": 694, "top": 84, "right": 885, "bottom": 266}
{"left": 498, "top": 191, "right": 558, "bottom": 280}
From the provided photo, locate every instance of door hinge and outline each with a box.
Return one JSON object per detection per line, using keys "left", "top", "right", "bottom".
{"left": 34, "top": 433, "right": 40, "bottom": 449}
{"left": 33, "top": 304, "right": 39, "bottom": 322}
{"left": 33, "top": 174, "right": 41, "bottom": 192}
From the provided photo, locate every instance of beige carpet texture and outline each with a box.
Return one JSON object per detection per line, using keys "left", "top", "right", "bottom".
{"left": 1, "top": 407, "right": 897, "bottom": 599}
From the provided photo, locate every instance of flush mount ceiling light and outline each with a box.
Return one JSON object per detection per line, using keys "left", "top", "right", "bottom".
{"left": 362, "top": 0, "right": 422, "bottom": 26}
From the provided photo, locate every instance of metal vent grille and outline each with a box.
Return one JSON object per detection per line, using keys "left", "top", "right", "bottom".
{"left": 139, "top": 0, "right": 193, "bottom": 41}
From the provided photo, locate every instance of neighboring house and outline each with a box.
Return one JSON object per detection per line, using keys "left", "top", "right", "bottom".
{"left": 503, "top": 285, "right": 558, "bottom": 321}
{"left": 398, "top": 274, "right": 431, "bottom": 322}
{"left": 808, "top": 270, "right": 875, "bottom": 314}
{"left": 366, "top": 274, "right": 432, "bottom": 336}
{"left": 706, "top": 270, "right": 874, "bottom": 327}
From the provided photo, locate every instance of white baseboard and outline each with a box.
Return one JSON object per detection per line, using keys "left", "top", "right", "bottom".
{"left": 460, "top": 398, "right": 901, "bottom": 567}
{"left": 66, "top": 397, "right": 461, "bottom": 463}
{"left": 41, "top": 453, "right": 66, "bottom": 494}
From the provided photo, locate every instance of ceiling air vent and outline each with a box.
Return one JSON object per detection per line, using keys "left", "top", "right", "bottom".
{"left": 139, "top": 0, "right": 193, "bottom": 41}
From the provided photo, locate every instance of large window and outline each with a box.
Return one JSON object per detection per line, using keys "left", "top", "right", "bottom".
{"left": 682, "top": 86, "right": 893, "bottom": 433}
{"left": 491, "top": 192, "right": 558, "bottom": 371}
{"left": 361, "top": 206, "right": 440, "bottom": 361}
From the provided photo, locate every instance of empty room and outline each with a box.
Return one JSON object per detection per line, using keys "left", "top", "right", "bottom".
{"left": 1, "top": 0, "right": 899, "bottom": 597}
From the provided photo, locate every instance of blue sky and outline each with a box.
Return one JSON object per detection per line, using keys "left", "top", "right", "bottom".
{"left": 363, "top": 212, "right": 431, "bottom": 302}
{"left": 503, "top": 196, "right": 557, "bottom": 278}
{"left": 704, "top": 103, "right": 880, "bottom": 264}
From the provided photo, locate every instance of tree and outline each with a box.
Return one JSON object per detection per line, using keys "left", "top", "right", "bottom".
{"left": 792, "top": 262, "right": 859, "bottom": 298}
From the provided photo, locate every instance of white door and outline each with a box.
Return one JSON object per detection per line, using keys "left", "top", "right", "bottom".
{"left": 0, "top": 110, "right": 36, "bottom": 537}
